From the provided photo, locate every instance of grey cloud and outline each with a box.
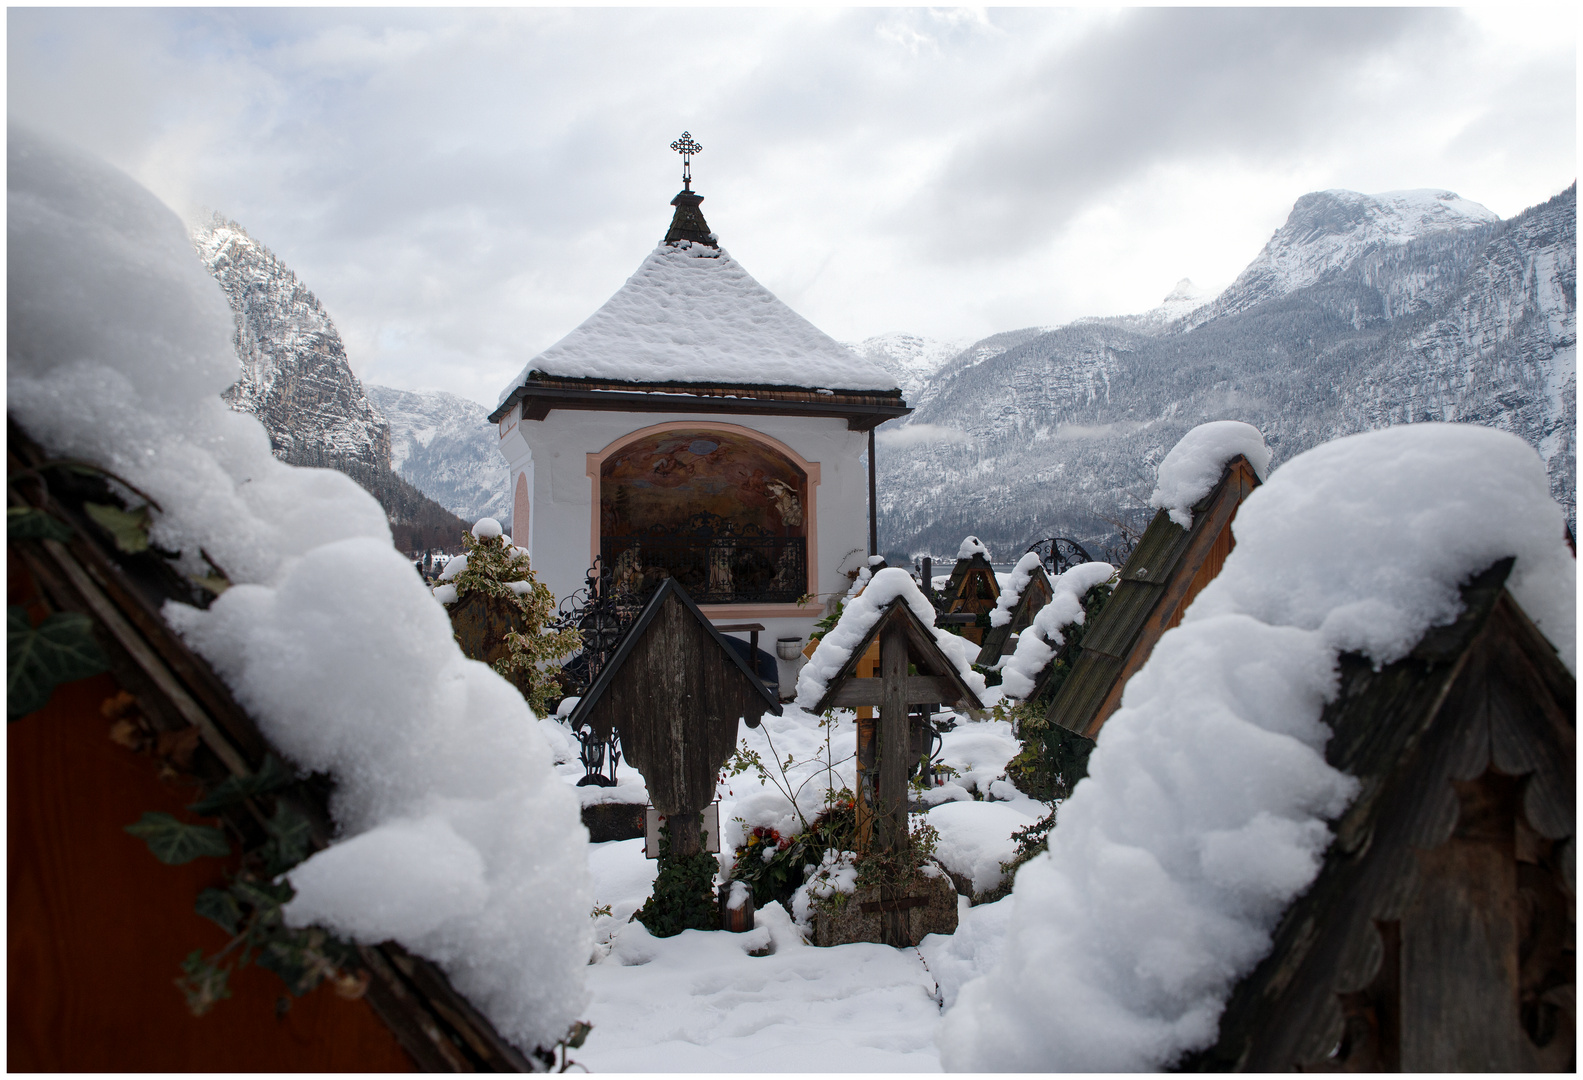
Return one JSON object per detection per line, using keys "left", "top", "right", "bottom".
{"left": 7, "top": 7, "right": 1571, "bottom": 407}
{"left": 909, "top": 8, "right": 1461, "bottom": 256}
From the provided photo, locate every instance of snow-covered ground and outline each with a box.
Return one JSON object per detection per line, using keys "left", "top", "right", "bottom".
{"left": 541, "top": 704, "right": 1042, "bottom": 1071}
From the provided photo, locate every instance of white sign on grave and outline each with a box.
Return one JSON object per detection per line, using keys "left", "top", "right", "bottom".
{"left": 644, "top": 801, "right": 721, "bottom": 859}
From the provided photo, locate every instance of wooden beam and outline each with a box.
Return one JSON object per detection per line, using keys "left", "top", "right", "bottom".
{"left": 504, "top": 386, "right": 909, "bottom": 429}
{"left": 828, "top": 675, "right": 960, "bottom": 708}
{"left": 876, "top": 618, "right": 910, "bottom": 853}
{"left": 877, "top": 616, "right": 912, "bottom": 947}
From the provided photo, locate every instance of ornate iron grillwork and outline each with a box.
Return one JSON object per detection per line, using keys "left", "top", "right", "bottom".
{"left": 600, "top": 512, "right": 806, "bottom": 605}
{"left": 550, "top": 560, "right": 649, "bottom": 786}
{"left": 1025, "top": 537, "right": 1094, "bottom": 578}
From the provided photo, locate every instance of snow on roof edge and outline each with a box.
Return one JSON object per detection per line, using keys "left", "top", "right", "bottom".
{"left": 498, "top": 239, "right": 898, "bottom": 404}
{"left": 1149, "top": 421, "right": 1272, "bottom": 529}
{"left": 795, "top": 568, "right": 986, "bottom": 711}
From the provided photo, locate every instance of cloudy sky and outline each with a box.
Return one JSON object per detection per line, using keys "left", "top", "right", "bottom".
{"left": 9, "top": 7, "right": 1576, "bottom": 407}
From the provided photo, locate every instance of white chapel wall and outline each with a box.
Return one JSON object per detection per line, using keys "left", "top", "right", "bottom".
{"left": 498, "top": 404, "right": 872, "bottom": 642}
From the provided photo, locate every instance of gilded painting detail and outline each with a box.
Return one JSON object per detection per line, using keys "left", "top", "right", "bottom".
{"left": 600, "top": 429, "right": 807, "bottom": 538}
{"left": 599, "top": 429, "right": 808, "bottom": 603}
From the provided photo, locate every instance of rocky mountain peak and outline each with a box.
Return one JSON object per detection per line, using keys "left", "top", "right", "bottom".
{"left": 844, "top": 331, "right": 970, "bottom": 407}
{"left": 1189, "top": 188, "right": 1499, "bottom": 329}
{"left": 193, "top": 214, "right": 473, "bottom": 553}
{"left": 194, "top": 214, "right": 391, "bottom": 470}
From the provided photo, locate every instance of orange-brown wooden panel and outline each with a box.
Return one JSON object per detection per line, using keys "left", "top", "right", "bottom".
{"left": 1165, "top": 515, "right": 1236, "bottom": 633}
{"left": 7, "top": 661, "right": 414, "bottom": 1069}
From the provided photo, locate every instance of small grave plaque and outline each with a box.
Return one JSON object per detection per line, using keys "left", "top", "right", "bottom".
{"left": 644, "top": 802, "right": 721, "bottom": 859}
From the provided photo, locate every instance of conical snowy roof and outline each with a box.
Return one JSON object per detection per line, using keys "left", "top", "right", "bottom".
{"left": 499, "top": 199, "right": 897, "bottom": 401}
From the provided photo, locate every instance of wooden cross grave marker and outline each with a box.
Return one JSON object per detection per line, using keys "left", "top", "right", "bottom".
{"left": 974, "top": 560, "right": 1055, "bottom": 668}
{"left": 941, "top": 550, "right": 1000, "bottom": 645}
{"left": 568, "top": 578, "right": 781, "bottom": 857}
{"left": 809, "top": 597, "right": 983, "bottom": 944}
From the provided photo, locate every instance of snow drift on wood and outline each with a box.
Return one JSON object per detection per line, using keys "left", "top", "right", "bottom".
{"left": 987, "top": 551, "right": 1044, "bottom": 628}
{"left": 795, "top": 568, "right": 985, "bottom": 711}
{"left": 1186, "top": 423, "right": 1575, "bottom": 674}
{"left": 995, "top": 561, "right": 1117, "bottom": 701}
{"left": 7, "top": 126, "right": 592, "bottom": 1053}
{"left": 939, "top": 422, "right": 1574, "bottom": 1071}
{"left": 956, "top": 535, "right": 990, "bottom": 560}
{"left": 1149, "top": 420, "right": 1272, "bottom": 528}
{"left": 499, "top": 238, "right": 896, "bottom": 398}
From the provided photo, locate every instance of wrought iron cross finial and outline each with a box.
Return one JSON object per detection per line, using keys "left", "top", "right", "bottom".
{"left": 670, "top": 131, "right": 702, "bottom": 191}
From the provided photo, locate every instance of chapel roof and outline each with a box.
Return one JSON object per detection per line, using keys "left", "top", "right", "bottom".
{"left": 495, "top": 168, "right": 899, "bottom": 407}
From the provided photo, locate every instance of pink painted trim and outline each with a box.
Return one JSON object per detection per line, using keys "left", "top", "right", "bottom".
{"left": 512, "top": 471, "right": 530, "bottom": 550}
{"left": 584, "top": 420, "right": 821, "bottom": 600}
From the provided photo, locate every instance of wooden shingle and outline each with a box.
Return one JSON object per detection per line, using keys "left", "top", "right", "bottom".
{"left": 1047, "top": 455, "right": 1260, "bottom": 738}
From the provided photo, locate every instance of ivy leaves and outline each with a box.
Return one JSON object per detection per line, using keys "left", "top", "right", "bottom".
{"left": 82, "top": 501, "right": 153, "bottom": 554}
{"left": 117, "top": 750, "right": 365, "bottom": 1017}
{"left": 187, "top": 754, "right": 295, "bottom": 815}
{"left": 7, "top": 505, "right": 75, "bottom": 543}
{"left": 124, "top": 812, "right": 231, "bottom": 865}
{"left": 177, "top": 948, "right": 233, "bottom": 1016}
{"left": 8, "top": 605, "right": 109, "bottom": 720}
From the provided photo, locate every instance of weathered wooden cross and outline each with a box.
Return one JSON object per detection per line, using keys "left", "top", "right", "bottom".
{"left": 810, "top": 597, "right": 983, "bottom": 943}
{"left": 569, "top": 578, "right": 781, "bottom": 857}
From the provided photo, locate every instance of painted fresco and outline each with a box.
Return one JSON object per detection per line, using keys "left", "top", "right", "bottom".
{"left": 600, "top": 429, "right": 806, "bottom": 537}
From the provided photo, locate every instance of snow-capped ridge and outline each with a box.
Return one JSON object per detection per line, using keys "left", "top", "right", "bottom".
{"left": 367, "top": 385, "right": 510, "bottom": 525}
{"left": 1189, "top": 187, "right": 1498, "bottom": 329}
{"left": 844, "top": 331, "right": 969, "bottom": 403}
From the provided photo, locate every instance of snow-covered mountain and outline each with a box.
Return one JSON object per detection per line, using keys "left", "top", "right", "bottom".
{"left": 365, "top": 385, "right": 510, "bottom": 527}
{"left": 1077, "top": 278, "right": 1211, "bottom": 336}
{"left": 877, "top": 184, "right": 1575, "bottom": 561}
{"left": 1185, "top": 189, "right": 1498, "bottom": 329}
{"left": 844, "top": 332, "right": 969, "bottom": 408}
{"left": 193, "top": 215, "right": 473, "bottom": 552}
{"left": 194, "top": 215, "right": 391, "bottom": 470}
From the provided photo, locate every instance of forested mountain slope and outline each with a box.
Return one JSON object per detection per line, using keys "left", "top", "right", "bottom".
{"left": 878, "top": 185, "right": 1575, "bottom": 560}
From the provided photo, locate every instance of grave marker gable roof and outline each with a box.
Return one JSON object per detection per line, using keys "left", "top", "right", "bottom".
{"left": 810, "top": 596, "right": 985, "bottom": 716}
{"left": 943, "top": 551, "right": 999, "bottom": 606}
{"left": 1047, "top": 454, "right": 1261, "bottom": 738}
{"left": 569, "top": 577, "right": 782, "bottom": 741}
{"left": 976, "top": 562, "right": 1054, "bottom": 667}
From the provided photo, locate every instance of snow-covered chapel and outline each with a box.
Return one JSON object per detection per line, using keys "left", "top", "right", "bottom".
{"left": 491, "top": 135, "right": 907, "bottom": 656}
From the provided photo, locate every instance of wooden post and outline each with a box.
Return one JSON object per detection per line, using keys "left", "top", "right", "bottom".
{"left": 877, "top": 616, "right": 912, "bottom": 945}
{"left": 876, "top": 618, "right": 910, "bottom": 852}
{"left": 855, "top": 713, "right": 876, "bottom": 852}
{"left": 868, "top": 426, "right": 878, "bottom": 558}
{"left": 856, "top": 640, "right": 879, "bottom": 720}
{"left": 665, "top": 810, "right": 701, "bottom": 858}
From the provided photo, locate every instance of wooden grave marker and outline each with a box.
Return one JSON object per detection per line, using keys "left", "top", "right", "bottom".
{"left": 568, "top": 578, "right": 781, "bottom": 857}
{"left": 1184, "top": 557, "right": 1575, "bottom": 1071}
{"left": 975, "top": 561, "right": 1055, "bottom": 667}
{"left": 811, "top": 597, "right": 984, "bottom": 945}
{"left": 941, "top": 550, "right": 1000, "bottom": 645}
{"left": 1045, "top": 454, "right": 1259, "bottom": 739}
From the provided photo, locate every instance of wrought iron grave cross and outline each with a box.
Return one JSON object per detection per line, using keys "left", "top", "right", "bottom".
{"left": 670, "top": 131, "right": 702, "bottom": 191}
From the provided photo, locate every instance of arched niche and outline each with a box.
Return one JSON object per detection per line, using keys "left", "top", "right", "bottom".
{"left": 512, "top": 472, "right": 530, "bottom": 548}
{"left": 589, "top": 425, "right": 816, "bottom": 605}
